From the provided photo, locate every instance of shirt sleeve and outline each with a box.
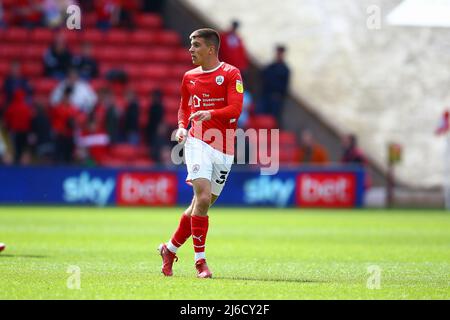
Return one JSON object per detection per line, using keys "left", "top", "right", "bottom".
{"left": 210, "top": 69, "right": 243, "bottom": 121}
{"left": 177, "top": 74, "right": 190, "bottom": 129}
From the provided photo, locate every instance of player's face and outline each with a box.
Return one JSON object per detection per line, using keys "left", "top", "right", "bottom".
{"left": 189, "top": 37, "right": 212, "bottom": 66}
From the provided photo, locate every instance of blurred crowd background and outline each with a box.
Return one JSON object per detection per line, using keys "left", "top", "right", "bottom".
{"left": 0, "top": 0, "right": 367, "bottom": 173}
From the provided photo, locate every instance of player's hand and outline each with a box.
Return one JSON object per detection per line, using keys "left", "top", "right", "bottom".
{"left": 189, "top": 111, "right": 211, "bottom": 122}
{"left": 175, "top": 128, "right": 188, "bottom": 143}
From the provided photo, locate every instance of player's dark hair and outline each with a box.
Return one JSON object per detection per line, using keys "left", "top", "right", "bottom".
{"left": 190, "top": 28, "right": 221, "bottom": 54}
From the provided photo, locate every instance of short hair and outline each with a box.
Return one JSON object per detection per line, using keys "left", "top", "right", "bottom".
{"left": 190, "top": 28, "right": 220, "bottom": 53}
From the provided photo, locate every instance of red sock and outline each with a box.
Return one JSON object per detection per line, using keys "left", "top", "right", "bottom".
{"left": 170, "top": 213, "right": 192, "bottom": 247}
{"left": 191, "top": 215, "right": 209, "bottom": 260}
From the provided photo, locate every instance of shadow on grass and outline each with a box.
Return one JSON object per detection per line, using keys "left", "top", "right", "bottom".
{"left": 213, "top": 276, "right": 325, "bottom": 283}
{"left": 0, "top": 254, "right": 48, "bottom": 258}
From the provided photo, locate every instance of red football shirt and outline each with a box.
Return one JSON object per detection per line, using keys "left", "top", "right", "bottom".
{"left": 178, "top": 62, "right": 244, "bottom": 155}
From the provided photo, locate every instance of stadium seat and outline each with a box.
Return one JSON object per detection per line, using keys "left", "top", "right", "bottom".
{"left": 278, "top": 131, "right": 298, "bottom": 146}
{"left": 24, "top": 45, "right": 47, "bottom": 60}
{"left": 81, "top": 29, "right": 103, "bottom": 43}
{"left": 34, "top": 78, "right": 58, "bottom": 95}
{"left": 125, "top": 48, "right": 149, "bottom": 63}
{"left": 4, "top": 28, "right": 29, "bottom": 42}
{"left": 105, "top": 30, "right": 129, "bottom": 45}
{"left": 155, "top": 31, "right": 180, "bottom": 46}
{"left": 30, "top": 28, "right": 54, "bottom": 44}
{"left": 109, "top": 144, "right": 141, "bottom": 161}
{"left": 0, "top": 62, "right": 9, "bottom": 77}
{"left": 135, "top": 14, "right": 163, "bottom": 30}
{"left": 22, "top": 62, "right": 43, "bottom": 77}
{"left": 130, "top": 30, "right": 157, "bottom": 45}
{"left": 129, "top": 158, "right": 155, "bottom": 168}
{"left": 140, "top": 64, "right": 170, "bottom": 80}
{"left": 247, "top": 115, "right": 278, "bottom": 130}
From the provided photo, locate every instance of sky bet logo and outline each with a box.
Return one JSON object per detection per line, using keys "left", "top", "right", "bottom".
{"left": 243, "top": 176, "right": 295, "bottom": 207}
{"left": 63, "top": 172, "right": 115, "bottom": 206}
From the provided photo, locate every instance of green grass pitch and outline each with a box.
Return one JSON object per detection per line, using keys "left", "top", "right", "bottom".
{"left": 0, "top": 207, "right": 449, "bottom": 299}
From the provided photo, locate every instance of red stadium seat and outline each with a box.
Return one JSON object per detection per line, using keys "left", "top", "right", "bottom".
{"left": 278, "top": 131, "right": 298, "bottom": 146}
{"left": 30, "top": 28, "right": 54, "bottom": 44}
{"left": 135, "top": 14, "right": 163, "bottom": 30}
{"left": 0, "top": 62, "right": 9, "bottom": 77}
{"left": 247, "top": 115, "right": 278, "bottom": 130}
{"left": 155, "top": 31, "right": 180, "bottom": 46}
{"left": 140, "top": 64, "right": 170, "bottom": 80}
{"left": 22, "top": 62, "right": 43, "bottom": 77}
{"left": 81, "top": 30, "right": 103, "bottom": 43}
{"left": 98, "top": 156, "right": 129, "bottom": 168}
{"left": 129, "top": 157, "right": 155, "bottom": 168}
{"left": 130, "top": 30, "right": 157, "bottom": 45}
{"left": 24, "top": 44, "right": 47, "bottom": 60}
{"left": 106, "top": 30, "right": 129, "bottom": 45}
{"left": 109, "top": 144, "right": 141, "bottom": 161}
{"left": 124, "top": 48, "right": 148, "bottom": 63}
{"left": 4, "top": 28, "right": 29, "bottom": 42}
{"left": 34, "top": 78, "right": 58, "bottom": 95}
{"left": 83, "top": 13, "right": 97, "bottom": 28}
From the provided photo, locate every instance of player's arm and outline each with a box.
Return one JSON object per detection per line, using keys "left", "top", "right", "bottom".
{"left": 209, "top": 69, "right": 243, "bottom": 121}
{"left": 176, "top": 75, "right": 191, "bottom": 142}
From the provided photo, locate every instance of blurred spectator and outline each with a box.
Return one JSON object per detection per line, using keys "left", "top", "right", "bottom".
{"left": 94, "top": 0, "right": 120, "bottom": 31}
{"left": 75, "top": 117, "right": 109, "bottom": 166}
{"left": 43, "top": 33, "right": 73, "bottom": 79}
{"left": 151, "top": 122, "right": 172, "bottom": 164}
{"left": 117, "top": 0, "right": 138, "bottom": 30}
{"left": 238, "top": 89, "right": 254, "bottom": 129}
{"left": 104, "top": 90, "right": 120, "bottom": 144}
{"left": 142, "top": 0, "right": 164, "bottom": 13}
{"left": 2, "top": 60, "right": 33, "bottom": 106}
{"left": 123, "top": 89, "right": 140, "bottom": 145}
{"left": 72, "top": 42, "right": 99, "bottom": 80}
{"left": 341, "top": 134, "right": 367, "bottom": 164}
{"left": 258, "top": 45, "right": 290, "bottom": 127}
{"left": 3, "top": 90, "right": 34, "bottom": 164}
{"left": 0, "top": 123, "right": 12, "bottom": 165}
{"left": 341, "top": 133, "right": 371, "bottom": 189}
{"left": 219, "top": 20, "right": 249, "bottom": 78}
{"left": 146, "top": 89, "right": 164, "bottom": 149}
{"left": 42, "top": 0, "right": 75, "bottom": 29}
{"left": 298, "top": 130, "right": 329, "bottom": 165}
{"left": 159, "top": 144, "right": 176, "bottom": 168}
{"left": 51, "top": 69, "right": 98, "bottom": 113}
{"left": 0, "top": 1, "right": 6, "bottom": 29}
{"left": 13, "top": 0, "right": 43, "bottom": 28}
{"left": 30, "top": 101, "right": 54, "bottom": 164}
{"left": 51, "top": 86, "right": 78, "bottom": 164}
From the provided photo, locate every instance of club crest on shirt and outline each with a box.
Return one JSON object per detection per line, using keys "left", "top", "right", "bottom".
{"left": 216, "top": 75, "right": 224, "bottom": 85}
{"left": 236, "top": 80, "right": 244, "bottom": 93}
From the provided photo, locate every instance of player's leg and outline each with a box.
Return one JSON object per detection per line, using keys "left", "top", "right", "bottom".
{"left": 158, "top": 197, "right": 196, "bottom": 277}
{"left": 190, "top": 178, "right": 213, "bottom": 278}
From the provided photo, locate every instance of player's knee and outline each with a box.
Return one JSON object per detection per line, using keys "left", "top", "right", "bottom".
{"left": 196, "top": 192, "right": 211, "bottom": 208}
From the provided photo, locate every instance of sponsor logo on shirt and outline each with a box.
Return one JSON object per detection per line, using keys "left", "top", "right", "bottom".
{"left": 236, "top": 80, "right": 244, "bottom": 93}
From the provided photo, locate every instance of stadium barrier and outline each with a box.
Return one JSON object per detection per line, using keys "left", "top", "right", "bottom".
{"left": 0, "top": 165, "right": 365, "bottom": 208}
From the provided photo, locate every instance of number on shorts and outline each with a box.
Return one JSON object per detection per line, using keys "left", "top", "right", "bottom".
{"left": 215, "top": 170, "right": 228, "bottom": 185}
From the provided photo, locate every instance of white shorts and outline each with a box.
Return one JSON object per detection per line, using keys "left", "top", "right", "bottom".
{"left": 184, "top": 137, "right": 234, "bottom": 196}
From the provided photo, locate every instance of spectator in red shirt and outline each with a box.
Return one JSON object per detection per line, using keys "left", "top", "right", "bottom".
{"left": 51, "top": 86, "right": 78, "bottom": 164}
{"left": 3, "top": 90, "right": 34, "bottom": 164}
{"left": 219, "top": 20, "right": 249, "bottom": 77}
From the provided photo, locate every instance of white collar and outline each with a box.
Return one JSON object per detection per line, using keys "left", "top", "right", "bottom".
{"left": 201, "top": 62, "right": 224, "bottom": 73}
